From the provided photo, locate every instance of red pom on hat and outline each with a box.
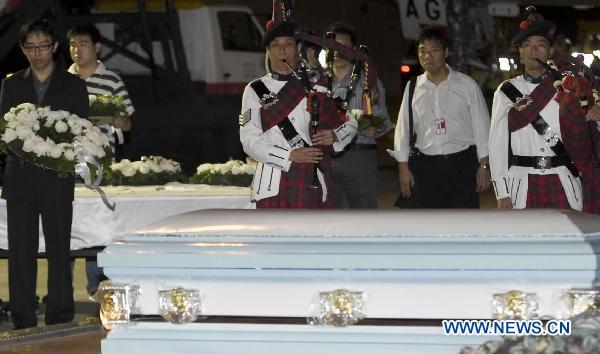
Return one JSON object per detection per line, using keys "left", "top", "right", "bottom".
{"left": 266, "top": 20, "right": 274, "bottom": 30}
{"left": 519, "top": 20, "right": 529, "bottom": 30}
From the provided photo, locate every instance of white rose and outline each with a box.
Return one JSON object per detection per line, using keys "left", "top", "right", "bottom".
{"left": 218, "top": 163, "right": 231, "bottom": 174}
{"left": 37, "top": 106, "right": 51, "bottom": 115}
{"left": 15, "top": 125, "right": 33, "bottom": 140}
{"left": 350, "top": 109, "right": 363, "bottom": 120}
{"left": 159, "top": 161, "right": 178, "bottom": 173}
{"left": 33, "top": 140, "right": 51, "bottom": 157}
{"left": 241, "top": 164, "right": 256, "bottom": 175}
{"left": 148, "top": 162, "right": 161, "bottom": 173}
{"left": 16, "top": 103, "right": 35, "bottom": 111}
{"left": 88, "top": 95, "right": 97, "bottom": 104}
{"left": 22, "top": 138, "right": 36, "bottom": 152}
{"left": 131, "top": 161, "right": 144, "bottom": 170}
{"left": 139, "top": 164, "right": 150, "bottom": 174}
{"left": 54, "top": 121, "right": 68, "bottom": 133}
{"left": 94, "top": 147, "right": 106, "bottom": 158}
{"left": 196, "top": 163, "right": 213, "bottom": 174}
{"left": 121, "top": 166, "right": 136, "bottom": 177}
{"left": 110, "top": 161, "right": 122, "bottom": 171}
{"left": 16, "top": 111, "right": 35, "bottom": 127}
{"left": 231, "top": 165, "right": 241, "bottom": 175}
{"left": 70, "top": 125, "right": 82, "bottom": 135}
{"left": 225, "top": 160, "right": 242, "bottom": 168}
{"left": 7, "top": 121, "right": 18, "bottom": 129}
{"left": 4, "top": 112, "right": 16, "bottom": 121}
{"left": 50, "top": 146, "right": 63, "bottom": 158}
{"left": 1, "top": 128, "right": 17, "bottom": 143}
{"left": 55, "top": 110, "right": 69, "bottom": 120}
{"left": 64, "top": 149, "right": 75, "bottom": 161}
{"left": 43, "top": 116, "right": 55, "bottom": 127}
{"left": 80, "top": 119, "right": 93, "bottom": 129}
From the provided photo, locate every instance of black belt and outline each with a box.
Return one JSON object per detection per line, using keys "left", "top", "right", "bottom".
{"left": 277, "top": 118, "right": 307, "bottom": 149}
{"left": 417, "top": 145, "right": 476, "bottom": 160}
{"left": 511, "top": 155, "right": 571, "bottom": 170}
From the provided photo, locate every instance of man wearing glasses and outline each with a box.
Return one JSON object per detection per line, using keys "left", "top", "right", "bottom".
{"left": 0, "top": 19, "right": 89, "bottom": 329}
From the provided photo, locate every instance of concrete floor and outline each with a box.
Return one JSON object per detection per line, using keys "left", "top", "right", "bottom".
{"left": 0, "top": 165, "right": 497, "bottom": 353}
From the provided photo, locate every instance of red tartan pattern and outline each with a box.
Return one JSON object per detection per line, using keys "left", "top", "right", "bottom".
{"left": 507, "top": 77, "right": 555, "bottom": 132}
{"left": 581, "top": 122, "right": 600, "bottom": 214}
{"left": 256, "top": 78, "right": 343, "bottom": 209}
{"left": 556, "top": 78, "right": 600, "bottom": 214}
{"left": 260, "top": 79, "right": 306, "bottom": 130}
{"left": 507, "top": 75, "right": 600, "bottom": 214}
{"left": 525, "top": 174, "right": 571, "bottom": 209}
{"left": 259, "top": 80, "right": 347, "bottom": 132}
{"left": 256, "top": 158, "right": 333, "bottom": 209}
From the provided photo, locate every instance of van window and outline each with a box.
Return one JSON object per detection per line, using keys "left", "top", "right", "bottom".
{"left": 217, "top": 11, "right": 262, "bottom": 52}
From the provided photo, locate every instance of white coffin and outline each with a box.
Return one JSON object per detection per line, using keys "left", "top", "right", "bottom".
{"left": 99, "top": 209, "right": 600, "bottom": 354}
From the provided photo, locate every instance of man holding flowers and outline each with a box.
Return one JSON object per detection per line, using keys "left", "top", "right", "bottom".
{"left": 67, "top": 23, "right": 134, "bottom": 161}
{"left": 67, "top": 23, "right": 137, "bottom": 297}
{"left": 327, "top": 22, "right": 392, "bottom": 209}
{"left": 0, "top": 19, "right": 89, "bottom": 329}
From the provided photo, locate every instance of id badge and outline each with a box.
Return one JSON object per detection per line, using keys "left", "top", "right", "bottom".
{"left": 435, "top": 118, "right": 446, "bottom": 135}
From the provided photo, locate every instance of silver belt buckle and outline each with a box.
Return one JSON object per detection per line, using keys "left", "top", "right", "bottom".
{"left": 537, "top": 156, "right": 548, "bottom": 173}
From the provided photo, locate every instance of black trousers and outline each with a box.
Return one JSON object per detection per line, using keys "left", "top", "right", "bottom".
{"left": 413, "top": 145, "right": 480, "bottom": 208}
{"left": 4, "top": 161, "right": 74, "bottom": 328}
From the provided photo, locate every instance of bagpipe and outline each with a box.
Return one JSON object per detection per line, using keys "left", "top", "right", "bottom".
{"left": 271, "top": 0, "right": 379, "bottom": 114}
{"left": 270, "top": 0, "right": 380, "bottom": 189}
{"left": 538, "top": 50, "right": 600, "bottom": 214}
{"left": 540, "top": 50, "right": 600, "bottom": 115}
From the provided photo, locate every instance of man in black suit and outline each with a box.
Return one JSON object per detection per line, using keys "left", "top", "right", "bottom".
{"left": 0, "top": 19, "right": 89, "bottom": 329}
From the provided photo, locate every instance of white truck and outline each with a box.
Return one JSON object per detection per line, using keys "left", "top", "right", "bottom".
{"left": 90, "top": 1, "right": 267, "bottom": 170}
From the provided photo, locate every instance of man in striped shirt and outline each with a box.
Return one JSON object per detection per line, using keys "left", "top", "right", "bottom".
{"left": 67, "top": 23, "right": 135, "bottom": 296}
{"left": 67, "top": 23, "right": 134, "bottom": 162}
{"left": 327, "top": 23, "right": 392, "bottom": 209}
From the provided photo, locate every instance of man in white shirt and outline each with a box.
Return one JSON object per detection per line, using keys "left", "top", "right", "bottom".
{"left": 239, "top": 20, "right": 356, "bottom": 208}
{"left": 389, "top": 27, "right": 491, "bottom": 208}
{"left": 489, "top": 7, "right": 588, "bottom": 210}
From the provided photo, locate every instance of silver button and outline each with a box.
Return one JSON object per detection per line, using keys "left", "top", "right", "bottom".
{"left": 540, "top": 148, "right": 545, "bottom": 153}
{"left": 290, "top": 117, "right": 295, "bottom": 122}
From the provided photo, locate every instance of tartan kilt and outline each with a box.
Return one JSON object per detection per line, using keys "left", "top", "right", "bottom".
{"left": 525, "top": 174, "right": 571, "bottom": 209}
{"left": 256, "top": 157, "right": 333, "bottom": 209}
{"left": 582, "top": 166, "right": 600, "bottom": 214}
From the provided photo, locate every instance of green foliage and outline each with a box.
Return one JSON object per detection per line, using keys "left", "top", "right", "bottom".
{"left": 89, "top": 94, "right": 127, "bottom": 117}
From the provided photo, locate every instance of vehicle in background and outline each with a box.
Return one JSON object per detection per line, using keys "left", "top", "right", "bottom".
{"left": 0, "top": 0, "right": 266, "bottom": 173}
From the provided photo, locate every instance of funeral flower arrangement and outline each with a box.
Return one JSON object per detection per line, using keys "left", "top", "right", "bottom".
{"left": 0, "top": 103, "right": 111, "bottom": 176}
{"left": 350, "top": 109, "right": 386, "bottom": 133}
{"left": 102, "top": 156, "right": 185, "bottom": 186}
{"left": 190, "top": 160, "right": 255, "bottom": 187}
{"left": 89, "top": 94, "right": 127, "bottom": 117}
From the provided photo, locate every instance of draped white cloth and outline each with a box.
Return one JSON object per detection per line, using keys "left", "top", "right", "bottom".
{"left": 0, "top": 184, "right": 254, "bottom": 251}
